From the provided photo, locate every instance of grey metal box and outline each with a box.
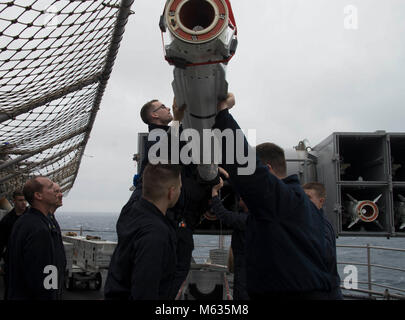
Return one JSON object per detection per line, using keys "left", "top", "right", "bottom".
{"left": 62, "top": 235, "right": 117, "bottom": 272}
{"left": 389, "top": 134, "right": 405, "bottom": 182}
{"left": 313, "top": 132, "right": 395, "bottom": 237}
{"left": 63, "top": 241, "right": 74, "bottom": 273}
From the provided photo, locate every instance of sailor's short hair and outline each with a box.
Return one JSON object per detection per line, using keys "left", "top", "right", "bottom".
{"left": 256, "top": 142, "right": 287, "bottom": 177}
{"left": 142, "top": 163, "right": 181, "bottom": 201}
{"left": 140, "top": 99, "right": 158, "bottom": 125}
{"left": 303, "top": 182, "right": 326, "bottom": 199}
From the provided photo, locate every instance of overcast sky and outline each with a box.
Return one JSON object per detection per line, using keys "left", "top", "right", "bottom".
{"left": 60, "top": 0, "right": 405, "bottom": 214}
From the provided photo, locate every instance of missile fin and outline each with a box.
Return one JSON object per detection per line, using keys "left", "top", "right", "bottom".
{"left": 348, "top": 217, "right": 360, "bottom": 229}
{"left": 373, "top": 194, "right": 382, "bottom": 203}
{"left": 374, "top": 220, "right": 384, "bottom": 230}
{"left": 346, "top": 194, "right": 357, "bottom": 202}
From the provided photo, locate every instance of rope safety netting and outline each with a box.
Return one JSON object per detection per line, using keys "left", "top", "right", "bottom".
{"left": 0, "top": 0, "right": 134, "bottom": 201}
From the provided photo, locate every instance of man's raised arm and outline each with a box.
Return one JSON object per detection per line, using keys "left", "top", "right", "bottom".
{"left": 212, "top": 95, "right": 280, "bottom": 219}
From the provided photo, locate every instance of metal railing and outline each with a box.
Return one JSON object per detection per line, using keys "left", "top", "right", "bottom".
{"left": 337, "top": 244, "right": 405, "bottom": 300}
{"left": 192, "top": 235, "right": 231, "bottom": 264}
{"left": 192, "top": 240, "right": 405, "bottom": 299}
{"left": 61, "top": 227, "right": 116, "bottom": 236}
{"left": 60, "top": 227, "right": 405, "bottom": 300}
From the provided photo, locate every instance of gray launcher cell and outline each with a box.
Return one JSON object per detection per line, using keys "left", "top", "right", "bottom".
{"left": 339, "top": 185, "right": 391, "bottom": 235}
{"left": 313, "top": 132, "right": 395, "bottom": 237}
{"left": 389, "top": 134, "right": 405, "bottom": 182}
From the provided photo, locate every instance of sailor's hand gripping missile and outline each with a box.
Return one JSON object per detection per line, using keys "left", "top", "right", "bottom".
{"left": 217, "top": 92, "right": 235, "bottom": 112}
{"left": 172, "top": 97, "right": 187, "bottom": 122}
{"left": 211, "top": 167, "right": 230, "bottom": 198}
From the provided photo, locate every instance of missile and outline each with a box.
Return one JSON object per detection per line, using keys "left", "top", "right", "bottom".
{"left": 160, "top": 0, "right": 237, "bottom": 182}
{"left": 395, "top": 194, "right": 405, "bottom": 230}
{"left": 345, "top": 193, "right": 382, "bottom": 229}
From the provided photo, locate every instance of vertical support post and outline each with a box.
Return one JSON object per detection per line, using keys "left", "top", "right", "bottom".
{"left": 218, "top": 189, "right": 224, "bottom": 250}
{"left": 219, "top": 235, "right": 224, "bottom": 249}
{"left": 367, "top": 243, "right": 372, "bottom": 298}
{"left": 80, "top": 225, "right": 83, "bottom": 236}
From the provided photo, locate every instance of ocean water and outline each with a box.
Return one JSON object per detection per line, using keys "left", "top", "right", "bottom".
{"left": 57, "top": 212, "right": 405, "bottom": 296}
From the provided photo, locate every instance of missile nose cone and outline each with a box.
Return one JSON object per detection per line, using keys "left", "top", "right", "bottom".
{"left": 165, "top": 0, "right": 230, "bottom": 44}
{"left": 358, "top": 201, "right": 379, "bottom": 223}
